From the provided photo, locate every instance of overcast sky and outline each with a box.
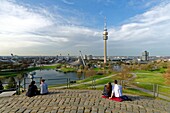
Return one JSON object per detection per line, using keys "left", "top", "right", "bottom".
{"left": 0, "top": 0, "right": 170, "bottom": 56}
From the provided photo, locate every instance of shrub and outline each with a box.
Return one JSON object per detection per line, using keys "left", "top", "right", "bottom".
{"left": 5, "top": 77, "right": 16, "bottom": 90}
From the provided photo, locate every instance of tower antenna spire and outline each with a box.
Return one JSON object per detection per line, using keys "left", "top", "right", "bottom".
{"left": 104, "top": 16, "right": 107, "bottom": 31}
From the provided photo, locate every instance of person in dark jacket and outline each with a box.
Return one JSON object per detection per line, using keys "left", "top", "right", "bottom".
{"left": 0, "top": 80, "right": 4, "bottom": 93}
{"left": 106, "top": 82, "right": 112, "bottom": 97}
{"left": 102, "top": 82, "right": 113, "bottom": 97}
{"left": 26, "top": 81, "right": 39, "bottom": 97}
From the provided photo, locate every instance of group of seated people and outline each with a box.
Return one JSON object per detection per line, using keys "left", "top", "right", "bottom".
{"left": 26, "top": 79, "right": 48, "bottom": 97}
{"left": 102, "top": 80, "right": 130, "bottom": 101}
{"left": 103, "top": 80, "right": 122, "bottom": 98}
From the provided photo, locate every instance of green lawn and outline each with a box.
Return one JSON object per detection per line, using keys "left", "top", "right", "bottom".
{"left": 95, "top": 78, "right": 114, "bottom": 85}
{"left": 94, "top": 75, "right": 125, "bottom": 85}
{"left": 134, "top": 73, "right": 166, "bottom": 85}
{"left": 134, "top": 71, "right": 170, "bottom": 97}
{"left": 133, "top": 68, "right": 166, "bottom": 73}
{"left": 60, "top": 67, "right": 76, "bottom": 73}
{"left": 93, "top": 68, "right": 103, "bottom": 71}
{"left": 76, "top": 75, "right": 106, "bottom": 83}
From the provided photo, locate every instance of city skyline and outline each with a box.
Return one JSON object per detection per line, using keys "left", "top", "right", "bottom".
{"left": 1, "top": 0, "right": 170, "bottom": 56}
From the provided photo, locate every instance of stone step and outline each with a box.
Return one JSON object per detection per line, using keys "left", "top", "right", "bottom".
{"left": 0, "top": 89, "right": 169, "bottom": 113}
{"left": 0, "top": 91, "right": 16, "bottom": 97}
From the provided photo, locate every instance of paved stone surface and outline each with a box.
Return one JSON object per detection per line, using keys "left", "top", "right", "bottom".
{"left": 0, "top": 89, "right": 169, "bottom": 113}
{"left": 0, "top": 91, "right": 16, "bottom": 97}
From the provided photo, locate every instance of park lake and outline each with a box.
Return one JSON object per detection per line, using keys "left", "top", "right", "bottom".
{"left": 23, "top": 69, "right": 85, "bottom": 88}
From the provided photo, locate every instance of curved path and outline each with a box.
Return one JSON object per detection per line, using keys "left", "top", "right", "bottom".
{"left": 0, "top": 89, "right": 169, "bottom": 113}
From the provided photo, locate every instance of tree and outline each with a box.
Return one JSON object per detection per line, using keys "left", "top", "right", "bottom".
{"left": 76, "top": 72, "right": 82, "bottom": 80}
{"left": 85, "top": 69, "right": 96, "bottom": 77}
{"left": 79, "top": 65, "right": 84, "bottom": 70}
{"left": 119, "top": 65, "right": 132, "bottom": 80}
{"left": 83, "top": 65, "right": 89, "bottom": 72}
{"left": 5, "top": 77, "right": 16, "bottom": 89}
{"left": 108, "top": 63, "right": 113, "bottom": 71}
{"left": 20, "top": 64, "right": 29, "bottom": 70}
{"left": 164, "top": 66, "right": 170, "bottom": 85}
{"left": 17, "top": 72, "right": 26, "bottom": 80}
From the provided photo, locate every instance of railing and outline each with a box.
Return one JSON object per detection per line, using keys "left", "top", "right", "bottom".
{"left": 1, "top": 76, "right": 97, "bottom": 95}
{"left": 92, "top": 77, "right": 96, "bottom": 89}
{"left": 0, "top": 81, "right": 20, "bottom": 95}
{"left": 44, "top": 78, "right": 71, "bottom": 89}
{"left": 121, "top": 80, "right": 170, "bottom": 99}
{"left": 154, "top": 84, "right": 170, "bottom": 97}
{"left": 22, "top": 77, "right": 71, "bottom": 91}
{"left": 23, "top": 77, "right": 42, "bottom": 91}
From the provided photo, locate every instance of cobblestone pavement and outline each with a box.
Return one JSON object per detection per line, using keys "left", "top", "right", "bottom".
{"left": 0, "top": 89, "right": 169, "bottom": 113}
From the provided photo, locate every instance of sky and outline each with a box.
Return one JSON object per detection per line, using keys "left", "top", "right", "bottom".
{"left": 0, "top": 0, "right": 170, "bottom": 56}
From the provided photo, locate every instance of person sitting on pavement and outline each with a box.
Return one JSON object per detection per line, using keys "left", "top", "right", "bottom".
{"left": 0, "top": 80, "right": 4, "bottom": 93}
{"left": 40, "top": 79, "right": 48, "bottom": 95}
{"left": 109, "top": 80, "right": 122, "bottom": 99}
{"left": 26, "top": 81, "right": 39, "bottom": 97}
{"left": 102, "top": 82, "right": 113, "bottom": 97}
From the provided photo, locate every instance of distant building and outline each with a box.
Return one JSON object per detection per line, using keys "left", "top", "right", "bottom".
{"left": 84, "top": 55, "right": 87, "bottom": 60}
{"left": 69, "top": 56, "right": 83, "bottom": 66}
{"left": 87, "top": 55, "right": 93, "bottom": 60}
{"left": 142, "top": 51, "right": 149, "bottom": 61}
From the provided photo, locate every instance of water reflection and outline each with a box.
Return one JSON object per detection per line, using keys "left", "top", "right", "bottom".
{"left": 22, "top": 69, "right": 84, "bottom": 88}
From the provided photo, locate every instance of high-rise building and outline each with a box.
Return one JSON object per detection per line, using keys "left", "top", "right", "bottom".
{"left": 142, "top": 51, "right": 149, "bottom": 61}
{"left": 103, "top": 17, "right": 108, "bottom": 63}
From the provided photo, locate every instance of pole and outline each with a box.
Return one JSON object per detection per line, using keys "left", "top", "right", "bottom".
{"left": 92, "top": 78, "right": 94, "bottom": 89}
{"left": 18, "top": 80, "right": 20, "bottom": 95}
{"left": 24, "top": 78, "right": 26, "bottom": 91}
{"left": 31, "top": 75, "right": 34, "bottom": 81}
{"left": 67, "top": 78, "right": 68, "bottom": 89}
{"left": 69, "top": 78, "right": 70, "bottom": 88}
{"left": 157, "top": 84, "right": 159, "bottom": 97}
{"left": 153, "top": 84, "right": 155, "bottom": 97}
{"left": 94, "top": 78, "right": 96, "bottom": 89}
{"left": 122, "top": 80, "right": 124, "bottom": 89}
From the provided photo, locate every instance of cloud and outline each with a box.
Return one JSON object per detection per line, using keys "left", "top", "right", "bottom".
{"left": 0, "top": 0, "right": 53, "bottom": 34}
{"left": 1, "top": 0, "right": 170, "bottom": 56}
{"left": 0, "top": 0, "right": 102, "bottom": 55}
{"left": 109, "top": 2, "right": 170, "bottom": 42}
{"left": 62, "top": 0, "right": 74, "bottom": 5}
{"left": 106, "top": 1, "right": 170, "bottom": 55}
{"left": 127, "top": 0, "right": 161, "bottom": 9}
